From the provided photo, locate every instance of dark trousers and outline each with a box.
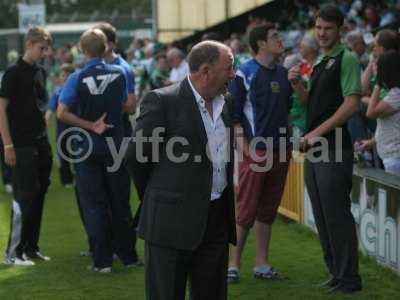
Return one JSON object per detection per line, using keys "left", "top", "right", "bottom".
{"left": 59, "top": 156, "right": 74, "bottom": 185}
{"left": 305, "top": 151, "right": 361, "bottom": 289}
{"left": 74, "top": 184, "right": 95, "bottom": 253}
{"left": 123, "top": 114, "right": 133, "bottom": 137}
{"left": 75, "top": 166, "right": 138, "bottom": 260}
{"left": 6, "top": 137, "right": 52, "bottom": 259}
{"left": 56, "top": 123, "right": 74, "bottom": 185}
{"left": 145, "top": 197, "right": 229, "bottom": 300}
{"left": 75, "top": 155, "right": 136, "bottom": 268}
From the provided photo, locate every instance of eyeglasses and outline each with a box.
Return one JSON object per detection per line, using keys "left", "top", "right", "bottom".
{"left": 268, "top": 32, "right": 281, "bottom": 41}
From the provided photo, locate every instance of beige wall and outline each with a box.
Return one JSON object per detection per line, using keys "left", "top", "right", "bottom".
{"left": 157, "top": 0, "right": 273, "bottom": 43}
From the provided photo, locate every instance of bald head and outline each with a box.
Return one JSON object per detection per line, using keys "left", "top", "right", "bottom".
{"left": 187, "top": 40, "right": 232, "bottom": 74}
{"left": 187, "top": 40, "right": 234, "bottom": 100}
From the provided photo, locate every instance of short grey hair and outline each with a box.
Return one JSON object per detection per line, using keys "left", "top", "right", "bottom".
{"left": 345, "top": 31, "right": 365, "bottom": 47}
{"left": 166, "top": 47, "right": 185, "bottom": 59}
{"left": 301, "top": 33, "right": 319, "bottom": 51}
{"left": 187, "top": 40, "right": 230, "bottom": 73}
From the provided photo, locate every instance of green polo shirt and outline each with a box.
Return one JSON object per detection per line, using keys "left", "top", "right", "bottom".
{"left": 311, "top": 43, "right": 362, "bottom": 96}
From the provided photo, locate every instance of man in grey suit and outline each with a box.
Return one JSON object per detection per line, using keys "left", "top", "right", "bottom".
{"left": 125, "top": 41, "right": 236, "bottom": 300}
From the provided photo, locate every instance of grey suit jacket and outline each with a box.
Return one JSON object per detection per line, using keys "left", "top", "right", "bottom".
{"left": 125, "top": 78, "right": 236, "bottom": 250}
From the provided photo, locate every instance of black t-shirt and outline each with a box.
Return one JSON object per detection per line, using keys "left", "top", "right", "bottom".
{"left": 307, "top": 52, "right": 352, "bottom": 151}
{"left": 0, "top": 57, "right": 47, "bottom": 147}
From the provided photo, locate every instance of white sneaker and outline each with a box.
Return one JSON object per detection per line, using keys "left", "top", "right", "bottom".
{"left": 23, "top": 251, "right": 51, "bottom": 261}
{"left": 79, "top": 250, "right": 92, "bottom": 257}
{"left": 87, "top": 265, "right": 112, "bottom": 273}
{"left": 4, "top": 184, "right": 13, "bottom": 194}
{"left": 4, "top": 257, "right": 35, "bottom": 266}
{"left": 94, "top": 267, "right": 112, "bottom": 273}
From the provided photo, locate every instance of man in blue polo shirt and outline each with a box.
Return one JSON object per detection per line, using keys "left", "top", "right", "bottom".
{"left": 57, "top": 28, "right": 136, "bottom": 272}
{"left": 228, "top": 23, "right": 292, "bottom": 283}
{"left": 93, "top": 22, "right": 141, "bottom": 266}
{"left": 94, "top": 22, "right": 136, "bottom": 135}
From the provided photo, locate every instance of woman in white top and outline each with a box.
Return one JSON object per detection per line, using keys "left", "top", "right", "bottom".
{"left": 366, "top": 50, "right": 400, "bottom": 176}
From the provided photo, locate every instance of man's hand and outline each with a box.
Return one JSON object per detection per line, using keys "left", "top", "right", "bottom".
{"left": 123, "top": 94, "right": 137, "bottom": 114}
{"left": 91, "top": 113, "right": 114, "bottom": 135}
{"left": 367, "top": 56, "right": 378, "bottom": 75}
{"left": 123, "top": 102, "right": 136, "bottom": 114}
{"left": 361, "top": 96, "right": 370, "bottom": 105}
{"left": 300, "top": 131, "right": 320, "bottom": 152}
{"left": 4, "top": 147, "right": 16, "bottom": 167}
{"left": 234, "top": 125, "right": 250, "bottom": 157}
{"left": 355, "top": 139, "right": 375, "bottom": 151}
{"left": 288, "top": 64, "right": 308, "bottom": 103}
{"left": 288, "top": 65, "right": 301, "bottom": 85}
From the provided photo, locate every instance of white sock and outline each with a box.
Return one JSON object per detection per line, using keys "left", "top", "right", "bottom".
{"left": 254, "top": 264, "right": 272, "bottom": 273}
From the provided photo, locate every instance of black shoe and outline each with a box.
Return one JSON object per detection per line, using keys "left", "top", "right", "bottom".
{"left": 125, "top": 259, "right": 144, "bottom": 268}
{"left": 314, "top": 277, "right": 339, "bottom": 289}
{"left": 227, "top": 268, "right": 240, "bottom": 284}
{"left": 328, "top": 283, "right": 362, "bottom": 294}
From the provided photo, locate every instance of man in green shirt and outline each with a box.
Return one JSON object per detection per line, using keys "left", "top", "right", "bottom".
{"left": 289, "top": 5, "right": 362, "bottom": 294}
{"left": 150, "top": 53, "right": 170, "bottom": 90}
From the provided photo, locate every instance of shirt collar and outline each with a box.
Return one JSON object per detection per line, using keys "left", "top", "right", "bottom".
{"left": 177, "top": 60, "right": 187, "bottom": 70}
{"left": 85, "top": 57, "right": 105, "bottom": 68}
{"left": 253, "top": 58, "right": 277, "bottom": 70}
{"left": 187, "top": 75, "right": 202, "bottom": 104}
{"left": 265, "top": 64, "right": 277, "bottom": 70}
{"left": 187, "top": 76, "right": 225, "bottom": 113}
{"left": 111, "top": 54, "right": 121, "bottom": 65}
{"left": 17, "top": 56, "right": 38, "bottom": 71}
{"left": 315, "top": 43, "right": 345, "bottom": 66}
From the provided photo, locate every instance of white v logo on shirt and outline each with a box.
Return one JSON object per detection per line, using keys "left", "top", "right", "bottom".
{"left": 83, "top": 73, "right": 120, "bottom": 95}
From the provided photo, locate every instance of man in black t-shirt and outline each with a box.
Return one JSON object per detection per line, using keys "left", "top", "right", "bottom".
{"left": 0, "top": 26, "right": 53, "bottom": 266}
